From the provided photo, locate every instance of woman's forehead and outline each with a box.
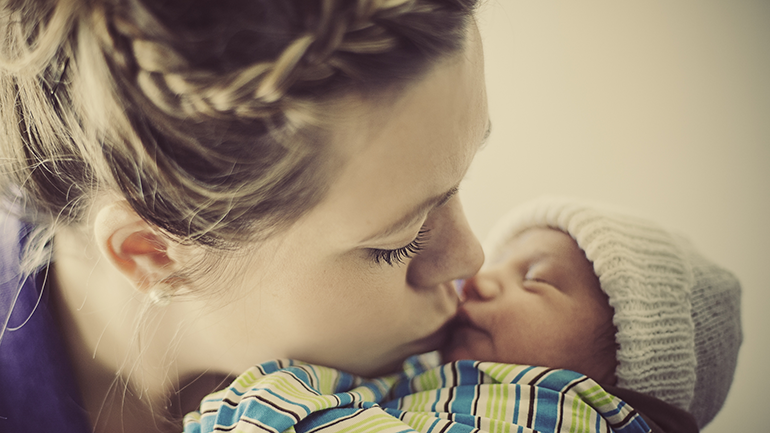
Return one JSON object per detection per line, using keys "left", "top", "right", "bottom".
{"left": 303, "top": 30, "right": 489, "bottom": 245}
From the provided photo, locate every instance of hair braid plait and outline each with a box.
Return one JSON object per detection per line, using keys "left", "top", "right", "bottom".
{"left": 102, "top": 0, "right": 455, "bottom": 126}
{"left": 2, "top": 0, "right": 477, "bottom": 252}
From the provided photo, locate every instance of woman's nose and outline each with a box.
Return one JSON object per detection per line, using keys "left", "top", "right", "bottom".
{"left": 407, "top": 197, "right": 484, "bottom": 288}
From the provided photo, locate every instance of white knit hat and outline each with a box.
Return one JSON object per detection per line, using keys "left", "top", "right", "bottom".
{"left": 483, "top": 197, "right": 742, "bottom": 428}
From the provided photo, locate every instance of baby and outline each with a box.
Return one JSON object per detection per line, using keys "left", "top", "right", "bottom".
{"left": 442, "top": 227, "right": 619, "bottom": 385}
{"left": 184, "top": 197, "right": 742, "bottom": 433}
{"left": 442, "top": 197, "right": 743, "bottom": 430}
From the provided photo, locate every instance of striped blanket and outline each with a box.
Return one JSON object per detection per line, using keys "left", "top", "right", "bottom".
{"left": 183, "top": 359, "right": 650, "bottom": 433}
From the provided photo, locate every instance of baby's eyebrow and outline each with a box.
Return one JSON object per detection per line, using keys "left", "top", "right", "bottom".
{"left": 525, "top": 251, "right": 564, "bottom": 275}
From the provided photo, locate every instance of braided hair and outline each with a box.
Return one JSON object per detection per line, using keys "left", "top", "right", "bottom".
{"left": 1, "top": 0, "right": 478, "bottom": 261}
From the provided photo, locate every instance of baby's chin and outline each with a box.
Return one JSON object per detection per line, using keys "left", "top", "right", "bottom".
{"left": 438, "top": 336, "right": 478, "bottom": 363}
{"left": 438, "top": 347, "right": 460, "bottom": 363}
{"left": 438, "top": 322, "right": 495, "bottom": 363}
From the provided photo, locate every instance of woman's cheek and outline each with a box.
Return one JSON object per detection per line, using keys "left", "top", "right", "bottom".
{"left": 291, "top": 265, "right": 407, "bottom": 333}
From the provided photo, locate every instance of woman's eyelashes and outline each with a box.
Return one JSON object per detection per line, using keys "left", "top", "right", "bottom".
{"left": 369, "top": 228, "right": 431, "bottom": 266}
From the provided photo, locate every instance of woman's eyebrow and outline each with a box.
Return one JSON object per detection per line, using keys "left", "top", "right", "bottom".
{"left": 362, "top": 186, "right": 459, "bottom": 243}
{"left": 360, "top": 123, "right": 485, "bottom": 244}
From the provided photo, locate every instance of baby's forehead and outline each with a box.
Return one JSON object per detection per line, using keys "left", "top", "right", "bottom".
{"left": 496, "top": 227, "right": 583, "bottom": 264}
{"left": 487, "top": 227, "right": 602, "bottom": 292}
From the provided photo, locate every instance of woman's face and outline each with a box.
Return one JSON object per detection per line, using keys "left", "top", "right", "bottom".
{"left": 188, "top": 26, "right": 489, "bottom": 377}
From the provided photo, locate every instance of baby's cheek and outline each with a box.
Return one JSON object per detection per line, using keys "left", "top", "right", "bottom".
{"left": 561, "top": 321, "right": 617, "bottom": 382}
{"left": 590, "top": 319, "right": 620, "bottom": 383}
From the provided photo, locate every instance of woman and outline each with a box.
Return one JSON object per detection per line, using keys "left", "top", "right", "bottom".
{"left": 0, "top": 0, "right": 487, "bottom": 431}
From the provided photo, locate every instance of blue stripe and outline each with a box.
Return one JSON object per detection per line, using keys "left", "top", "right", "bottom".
{"left": 187, "top": 360, "right": 654, "bottom": 433}
{"left": 512, "top": 384, "right": 520, "bottom": 424}
{"left": 511, "top": 365, "right": 538, "bottom": 383}
{"left": 536, "top": 369, "right": 584, "bottom": 392}
{"left": 532, "top": 387, "right": 560, "bottom": 432}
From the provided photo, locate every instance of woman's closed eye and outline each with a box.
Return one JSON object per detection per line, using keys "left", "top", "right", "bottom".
{"left": 369, "top": 228, "right": 431, "bottom": 266}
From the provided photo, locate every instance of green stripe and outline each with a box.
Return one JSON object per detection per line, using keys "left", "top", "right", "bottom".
{"left": 580, "top": 396, "right": 590, "bottom": 433}
{"left": 499, "top": 363, "right": 517, "bottom": 382}
{"left": 428, "top": 367, "right": 440, "bottom": 391}
{"left": 350, "top": 383, "right": 379, "bottom": 402}
{"left": 235, "top": 370, "right": 259, "bottom": 389}
{"left": 481, "top": 362, "right": 519, "bottom": 384}
{"left": 502, "top": 388, "right": 512, "bottom": 433}
{"left": 318, "top": 365, "right": 334, "bottom": 394}
{"left": 270, "top": 375, "right": 326, "bottom": 412}
{"left": 417, "top": 367, "right": 439, "bottom": 393}
{"left": 491, "top": 380, "right": 502, "bottom": 421}
{"left": 580, "top": 385, "right": 614, "bottom": 410}
{"left": 570, "top": 392, "right": 580, "bottom": 433}
{"left": 501, "top": 378, "right": 510, "bottom": 425}
{"left": 333, "top": 411, "right": 405, "bottom": 433}
{"left": 414, "top": 411, "right": 432, "bottom": 431}
{"left": 483, "top": 384, "right": 492, "bottom": 419}
{"left": 404, "top": 412, "right": 438, "bottom": 432}
{"left": 410, "top": 390, "right": 425, "bottom": 412}
{"left": 265, "top": 373, "right": 345, "bottom": 413}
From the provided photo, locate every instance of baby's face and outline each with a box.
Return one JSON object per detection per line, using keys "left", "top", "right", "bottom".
{"left": 441, "top": 228, "right": 617, "bottom": 384}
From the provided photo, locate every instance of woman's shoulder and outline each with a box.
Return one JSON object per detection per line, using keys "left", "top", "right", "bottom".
{"left": 0, "top": 209, "right": 31, "bottom": 336}
{"left": 0, "top": 209, "right": 25, "bottom": 269}
{"left": 0, "top": 210, "right": 92, "bottom": 433}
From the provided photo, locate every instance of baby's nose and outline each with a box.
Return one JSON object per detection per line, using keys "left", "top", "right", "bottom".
{"left": 461, "top": 275, "right": 502, "bottom": 301}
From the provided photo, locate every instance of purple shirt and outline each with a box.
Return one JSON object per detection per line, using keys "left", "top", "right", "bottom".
{"left": 0, "top": 214, "right": 91, "bottom": 433}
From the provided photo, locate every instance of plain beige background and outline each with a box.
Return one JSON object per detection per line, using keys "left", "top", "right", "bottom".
{"left": 465, "top": 1, "right": 769, "bottom": 430}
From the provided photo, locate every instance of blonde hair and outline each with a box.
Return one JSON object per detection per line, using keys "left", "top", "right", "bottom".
{"left": 1, "top": 0, "right": 478, "bottom": 268}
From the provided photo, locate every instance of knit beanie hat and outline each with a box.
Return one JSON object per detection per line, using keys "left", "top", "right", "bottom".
{"left": 483, "top": 197, "right": 742, "bottom": 428}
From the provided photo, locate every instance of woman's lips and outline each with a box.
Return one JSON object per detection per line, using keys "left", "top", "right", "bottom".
{"left": 411, "top": 282, "right": 462, "bottom": 352}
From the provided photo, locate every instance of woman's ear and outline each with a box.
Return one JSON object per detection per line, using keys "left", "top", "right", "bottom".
{"left": 94, "top": 200, "right": 178, "bottom": 292}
